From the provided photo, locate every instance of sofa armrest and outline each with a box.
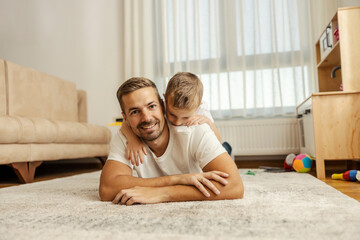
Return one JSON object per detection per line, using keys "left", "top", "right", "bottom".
{"left": 0, "top": 59, "right": 6, "bottom": 116}
{"left": 77, "top": 90, "right": 88, "bottom": 123}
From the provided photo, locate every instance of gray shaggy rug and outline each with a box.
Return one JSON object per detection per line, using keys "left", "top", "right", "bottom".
{"left": 0, "top": 169, "right": 359, "bottom": 240}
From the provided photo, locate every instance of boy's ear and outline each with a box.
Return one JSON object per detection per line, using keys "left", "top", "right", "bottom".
{"left": 160, "top": 99, "right": 165, "bottom": 115}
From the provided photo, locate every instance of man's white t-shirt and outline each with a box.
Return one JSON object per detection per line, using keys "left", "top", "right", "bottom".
{"left": 108, "top": 123, "right": 226, "bottom": 178}
{"left": 195, "top": 102, "right": 214, "bottom": 123}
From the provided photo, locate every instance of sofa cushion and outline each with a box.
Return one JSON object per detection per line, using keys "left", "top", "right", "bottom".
{"left": 0, "top": 143, "right": 109, "bottom": 164}
{"left": 0, "top": 116, "right": 56, "bottom": 143}
{"left": 0, "top": 144, "right": 31, "bottom": 164}
{"left": 6, "top": 61, "right": 78, "bottom": 121}
{"left": 30, "top": 143, "right": 110, "bottom": 162}
{"left": 0, "top": 116, "right": 111, "bottom": 144}
{"left": 54, "top": 121, "right": 110, "bottom": 143}
{"left": 0, "top": 59, "right": 6, "bottom": 116}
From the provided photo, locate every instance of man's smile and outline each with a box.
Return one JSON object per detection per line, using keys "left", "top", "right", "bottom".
{"left": 142, "top": 123, "right": 156, "bottom": 129}
{"left": 138, "top": 121, "right": 159, "bottom": 133}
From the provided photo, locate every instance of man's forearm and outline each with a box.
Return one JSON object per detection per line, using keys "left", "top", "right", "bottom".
{"left": 100, "top": 173, "right": 181, "bottom": 201}
{"left": 100, "top": 171, "right": 234, "bottom": 202}
{"left": 100, "top": 154, "right": 244, "bottom": 203}
{"left": 163, "top": 175, "right": 243, "bottom": 202}
{"left": 111, "top": 175, "right": 243, "bottom": 205}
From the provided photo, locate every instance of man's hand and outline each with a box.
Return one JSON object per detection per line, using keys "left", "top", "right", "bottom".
{"left": 112, "top": 186, "right": 167, "bottom": 205}
{"left": 178, "top": 171, "right": 229, "bottom": 197}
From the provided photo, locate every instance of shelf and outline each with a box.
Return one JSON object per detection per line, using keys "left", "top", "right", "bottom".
{"left": 316, "top": 41, "right": 340, "bottom": 68}
{"left": 312, "top": 90, "right": 360, "bottom": 96}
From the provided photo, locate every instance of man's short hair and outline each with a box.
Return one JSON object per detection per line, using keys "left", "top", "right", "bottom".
{"left": 164, "top": 72, "right": 203, "bottom": 110}
{"left": 117, "top": 77, "right": 161, "bottom": 113}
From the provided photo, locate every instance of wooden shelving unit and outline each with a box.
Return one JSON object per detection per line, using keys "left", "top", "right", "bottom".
{"left": 315, "top": 12, "right": 341, "bottom": 92}
{"left": 297, "top": 6, "right": 360, "bottom": 179}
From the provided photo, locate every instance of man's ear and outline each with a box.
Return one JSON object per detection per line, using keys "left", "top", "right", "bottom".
{"left": 121, "top": 112, "right": 127, "bottom": 122}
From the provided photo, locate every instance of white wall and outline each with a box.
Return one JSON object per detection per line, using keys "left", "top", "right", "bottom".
{"left": 1, "top": 0, "right": 359, "bottom": 124}
{"left": 0, "top": 0, "right": 122, "bottom": 126}
{"left": 309, "top": 0, "right": 360, "bottom": 44}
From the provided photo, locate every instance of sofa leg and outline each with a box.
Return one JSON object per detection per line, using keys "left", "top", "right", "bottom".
{"left": 10, "top": 162, "right": 28, "bottom": 184}
{"left": 28, "top": 161, "right": 43, "bottom": 182}
{"left": 98, "top": 157, "right": 107, "bottom": 166}
{"left": 10, "top": 161, "right": 43, "bottom": 184}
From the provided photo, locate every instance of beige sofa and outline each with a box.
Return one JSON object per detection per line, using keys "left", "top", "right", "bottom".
{"left": 0, "top": 58, "right": 111, "bottom": 183}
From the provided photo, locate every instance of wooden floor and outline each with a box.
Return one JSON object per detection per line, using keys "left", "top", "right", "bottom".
{"left": 234, "top": 158, "right": 360, "bottom": 201}
{"left": 0, "top": 158, "right": 104, "bottom": 188}
{"left": 0, "top": 158, "right": 359, "bottom": 201}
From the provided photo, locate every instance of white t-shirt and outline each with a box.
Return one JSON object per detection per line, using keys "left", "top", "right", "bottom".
{"left": 195, "top": 102, "right": 214, "bottom": 123}
{"left": 108, "top": 123, "right": 226, "bottom": 178}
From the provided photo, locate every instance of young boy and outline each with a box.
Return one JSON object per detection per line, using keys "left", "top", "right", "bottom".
{"left": 121, "top": 72, "right": 224, "bottom": 166}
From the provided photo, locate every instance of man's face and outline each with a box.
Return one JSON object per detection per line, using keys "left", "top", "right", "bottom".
{"left": 122, "top": 87, "right": 166, "bottom": 142}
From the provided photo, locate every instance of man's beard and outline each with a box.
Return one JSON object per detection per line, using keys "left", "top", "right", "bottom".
{"left": 136, "top": 119, "right": 164, "bottom": 141}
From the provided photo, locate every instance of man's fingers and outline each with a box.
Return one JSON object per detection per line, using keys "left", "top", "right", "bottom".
{"left": 211, "top": 170, "right": 229, "bottom": 177}
{"left": 195, "top": 180, "right": 210, "bottom": 197}
{"left": 120, "top": 192, "right": 132, "bottom": 205}
{"left": 201, "top": 178, "right": 220, "bottom": 195}
{"left": 205, "top": 172, "right": 228, "bottom": 185}
{"left": 126, "top": 197, "right": 136, "bottom": 206}
{"left": 112, "top": 191, "right": 124, "bottom": 204}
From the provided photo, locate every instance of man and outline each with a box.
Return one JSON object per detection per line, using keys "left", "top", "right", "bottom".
{"left": 99, "top": 77, "right": 244, "bottom": 205}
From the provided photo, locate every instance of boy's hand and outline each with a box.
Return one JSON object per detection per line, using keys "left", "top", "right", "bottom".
{"left": 186, "top": 115, "right": 211, "bottom": 127}
{"left": 126, "top": 141, "right": 147, "bottom": 166}
{"left": 186, "top": 115, "right": 223, "bottom": 142}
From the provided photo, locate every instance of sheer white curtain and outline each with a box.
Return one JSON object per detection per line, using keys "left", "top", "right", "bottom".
{"left": 121, "top": 0, "right": 314, "bottom": 119}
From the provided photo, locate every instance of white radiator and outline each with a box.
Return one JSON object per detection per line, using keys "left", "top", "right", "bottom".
{"left": 215, "top": 118, "right": 300, "bottom": 156}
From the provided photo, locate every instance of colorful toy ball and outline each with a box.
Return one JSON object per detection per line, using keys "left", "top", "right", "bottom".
{"left": 292, "top": 154, "right": 313, "bottom": 173}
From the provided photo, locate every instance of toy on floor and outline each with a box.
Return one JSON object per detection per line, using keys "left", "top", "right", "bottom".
{"left": 284, "top": 153, "right": 296, "bottom": 170}
{"left": 293, "top": 154, "right": 313, "bottom": 173}
{"left": 284, "top": 153, "right": 313, "bottom": 173}
{"left": 332, "top": 170, "right": 360, "bottom": 182}
{"left": 246, "top": 170, "right": 256, "bottom": 176}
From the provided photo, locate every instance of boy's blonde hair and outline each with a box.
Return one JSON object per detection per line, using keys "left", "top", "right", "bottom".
{"left": 164, "top": 72, "right": 203, "bottom": 110}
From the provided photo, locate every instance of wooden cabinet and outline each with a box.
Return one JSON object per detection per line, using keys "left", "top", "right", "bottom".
{"left": 299, "top": 6, "right": 360, "bottom": 179}
{"left": 311, "top": 92, "right": 360, "bottom": 179}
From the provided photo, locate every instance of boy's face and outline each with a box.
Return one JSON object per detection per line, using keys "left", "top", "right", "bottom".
{"left": 165, "top": 100, "right": 197, "bottom": 126}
